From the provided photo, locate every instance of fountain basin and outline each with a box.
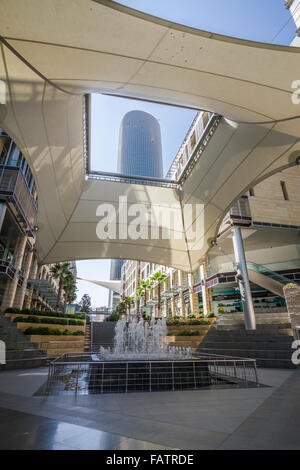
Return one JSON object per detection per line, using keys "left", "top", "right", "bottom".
{"left": 88, "top": 356, "right": 211, "bottom": 393}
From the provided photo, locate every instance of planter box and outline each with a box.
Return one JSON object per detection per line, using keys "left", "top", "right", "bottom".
{"left": 42, "top": 341, "right": 85, "bottom": 357}
{"left": 16, "top": 322, "right": 85, "bottom": 332}
{"left": 167, "top": 325, "right": 210, "bottom": 332}
{"left": 166, "top": 335, "right": 204, "bottom": 350}
{"left": 166, "top": 335, "right": 204, "bottom": 342}
{"left": 45, "top": 347, "right": 84, "bottom": 358}
{"left": 30, "top": 335, "right": 84, "bottom": 343}
{"left": 6, "top": 313, "right": 85, "bottom": 324}
{"left": 169, "top": 317, "right": 216, "bottom": 324}
{"left": 29, "top": 335, "right": 85, "bottom": 356}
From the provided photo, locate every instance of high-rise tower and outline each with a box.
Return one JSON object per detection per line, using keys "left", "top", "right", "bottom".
{"left": 109, "top": 110, "right": 163, "bottom": 308}
{"left": 117, "top": 110, "right": 163, "bottom": 178}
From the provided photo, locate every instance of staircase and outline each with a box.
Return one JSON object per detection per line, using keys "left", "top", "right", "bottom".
{"left": 247, "top": 262, "right": 297, "bottom": 297}
{"left": 0, "top": 315, "right": 47, "bottom": 371}
{"left": 198, "top": 312, "right": 297, "bottom": 369}
{"left": 84, "top": 322, "right": 91, "bottom": 352}
{"left": 91, "top": 321, "right": 116, "bottom": 351}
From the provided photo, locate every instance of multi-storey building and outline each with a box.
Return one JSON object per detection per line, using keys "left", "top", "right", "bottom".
{"left": 121, "top": 107, "right": 300, "bottom": 317}
{"left": 285, "top": 0, "right": 300, "bottom": 46}
{"left": 0, "top": 130, "right": 75, "bottom": 311}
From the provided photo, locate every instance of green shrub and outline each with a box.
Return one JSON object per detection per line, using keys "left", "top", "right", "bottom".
{"left": 12, "top": 313, "right": 85, "bottom": 325}
{"left": 62, "top": 329, "right": 73, "bottom": 336}
{"left": 14, "top": 316, "right": 39, "bottom": 323}
{"left": 40, "top": 318, "right": 67, "bottom": 325}
{"left": 5, "top": 307, "right": 20, "bottom": 313}
{"left": 13, "top": 316, "right": 25, "bottom": 323}
{"left": 171, "top": 330, "right": 201, "bottom": 336}
{"left": 207, "top": 313, "right": 216, "bottom": 318}
{"left": 187, "top": 319, "right": 210, "bottom": 325}
{"left": 284, "top": 283, "right": 298, "bottom": 288}
{"left": 105, "top": 313, "right": 121, "bottom": 322}
{"left": 24, "top": 327, "right": 81, "bottom": 336}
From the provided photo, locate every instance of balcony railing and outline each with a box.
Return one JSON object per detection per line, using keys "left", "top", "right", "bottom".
{"left": 222, "top": 196, "right": 252, "bottom": 226}
{"left": 0, "top": 166, "right": 37, "bottom": 229}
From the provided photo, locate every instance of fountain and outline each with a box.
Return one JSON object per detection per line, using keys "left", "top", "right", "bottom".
{"left": 98, "top": 317, "right": 192, "bottom": 360}
{"left": 88, "top": 316, "right": 212, "bottom": 393}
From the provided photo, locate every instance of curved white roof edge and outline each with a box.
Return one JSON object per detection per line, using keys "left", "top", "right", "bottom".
{"left": 77, "top": 277, "right": 122, "bottom": 294}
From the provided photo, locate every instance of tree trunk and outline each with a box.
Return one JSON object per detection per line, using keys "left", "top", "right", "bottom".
{"left": 158, "top": 283, "right": 161, "bottom": 317}
{"left": 63, "top": 290, "right": 68, "bottom": 313}
{"left": 56, "top": 278, "right": 63, "bottom": 312}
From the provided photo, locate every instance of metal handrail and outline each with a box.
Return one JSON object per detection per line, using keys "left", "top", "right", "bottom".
{"left": 48, "top": 350, "right": 257, "bottom": 366}
{"left": 247, "top": 262, "right": 298, "bottom": 285}
{"left": 45, "top": 350, "right": 259, "bottom": 396}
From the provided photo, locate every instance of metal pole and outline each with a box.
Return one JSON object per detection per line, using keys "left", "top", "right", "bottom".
{"left": 232, "top": 226, "right": 256, "bottom": 330}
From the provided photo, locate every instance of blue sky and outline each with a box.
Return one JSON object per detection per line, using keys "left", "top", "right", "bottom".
{"left": 76, "top": 0, "right": 297, "bottom": 309}
{"left": 90, "top": 95, "right": 196, "bottom": 175}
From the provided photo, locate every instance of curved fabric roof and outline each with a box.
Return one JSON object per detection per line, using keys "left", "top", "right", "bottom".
{"left": 77, "top": 277, "right": 122, "bottom": 294}
{"left": 0, "top": 0, "right": 300, "bottom": 272}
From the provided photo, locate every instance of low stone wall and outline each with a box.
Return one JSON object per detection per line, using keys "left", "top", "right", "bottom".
{"left": 29, "top": 335, "right": 85, "bottom": 357}
{"left": 166, "top": 335, "right": 204, "bottom": 350}
{"left": 167, "top": 325, "right": 210, "bottom": 332}
{"left": 30, "top": 335, "right": 84, "bottom": 343}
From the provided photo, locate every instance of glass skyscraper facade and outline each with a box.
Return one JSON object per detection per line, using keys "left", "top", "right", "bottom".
{"left": 109, "top": 110, "right": 163, "bottom": 307}
{"left": 117, "top": 110, "right": 163, "bottom": 178}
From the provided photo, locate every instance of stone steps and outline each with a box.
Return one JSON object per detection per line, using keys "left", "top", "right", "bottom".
{"left": 198, "top": 348, "right": 296, "bottom": 369}
{"left": 202, "top": 340, "right": 293, "bottom": 350}
{"left": 197, "top": 312, "right": 296, "bottom": 369}
{"left": 0, "top": 357, "right": 48, "bottom": 371}
{"left": 0, "top": 315, "right": 47, "bottom": 370}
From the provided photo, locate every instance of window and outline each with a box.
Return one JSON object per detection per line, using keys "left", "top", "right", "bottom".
{"left": 249, "top": 188, "right": 255, "bottom": 197}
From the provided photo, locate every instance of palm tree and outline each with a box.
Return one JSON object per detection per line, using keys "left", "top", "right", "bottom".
{"left": 140, "top": 279, "right": 153, "bottom": 307}
{"left": 151, "top": 271, "right": 167, "bottom": 317}
{"left": 50, "top": 263, "right": 71, "bottom": 312}
{"left": 115, "top": 300, "right": 127, "bottom": 316}
{"left": 124, "top": 296, "right": 135, "bottom": 318}
{"left": 62, "top": 272, "right": 76, "bottom": 312}
{"left": 135, "top": 286, "right": 144, "bottom": 318}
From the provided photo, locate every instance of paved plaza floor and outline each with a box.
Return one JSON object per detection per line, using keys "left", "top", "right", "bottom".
{"left": 0, "top": 366, "right": 299, "bottom": 450}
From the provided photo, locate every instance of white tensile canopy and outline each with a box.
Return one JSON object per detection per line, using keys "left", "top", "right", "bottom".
{"left": 0, "top": 0, "right": 300, "bottom": 272}
{"left": 77, "top": 278, "right": 122, "bottom": 294}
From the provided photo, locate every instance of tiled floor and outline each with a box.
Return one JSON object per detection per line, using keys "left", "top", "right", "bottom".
{"left": 0, "top": 407, "right": 170, "bottom": 450}
{"left": 0, "top": 367, "right": 299, "bottom": 449}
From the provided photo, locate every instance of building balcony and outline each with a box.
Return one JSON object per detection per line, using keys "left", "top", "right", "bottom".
{"left": 0, "top": 260, "right": 16, "bottom": 280}
{"left": 0, "top": 166, "right": 37, "bottom": 231}
{"left": 0, "top": 260, "right": 24, "bottom": 286}
{"left": 221, "top": 195, "right": 252, "bottom": 228}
